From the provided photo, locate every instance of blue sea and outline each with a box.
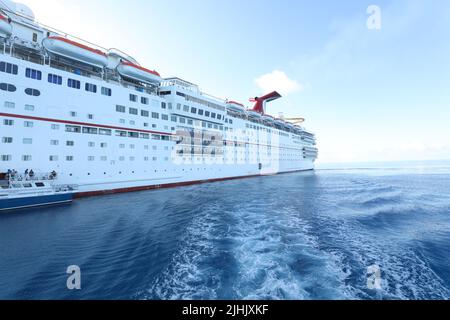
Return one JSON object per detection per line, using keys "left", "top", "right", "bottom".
{"left": 0, "top": 161, "right": 449, "bottom": 300}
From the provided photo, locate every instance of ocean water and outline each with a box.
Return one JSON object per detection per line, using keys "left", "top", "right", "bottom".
{"left": 0, "top": 163, "right": 449, "bottom": 300}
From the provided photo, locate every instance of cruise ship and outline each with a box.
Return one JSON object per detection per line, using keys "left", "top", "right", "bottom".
{"left": 0, "top": 1, "right": 318, "bottom": 200}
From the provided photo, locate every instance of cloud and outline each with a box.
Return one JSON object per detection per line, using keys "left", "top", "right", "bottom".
{"left": 255, "top": 70, "right": 303, "bottom": 95}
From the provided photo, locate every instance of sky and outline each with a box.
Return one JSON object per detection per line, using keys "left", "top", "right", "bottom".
{"left": 6, "top": 0, "right": 450, "bottom": 163}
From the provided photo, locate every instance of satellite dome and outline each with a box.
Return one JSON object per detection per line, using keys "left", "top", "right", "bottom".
{"left": 14, "top": 3, "right": 35, "bottom": 20}
{"left": 0, "top": 1, "right": 35, "bottom": 21}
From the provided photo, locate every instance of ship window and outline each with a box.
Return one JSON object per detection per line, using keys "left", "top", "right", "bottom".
{"left": 24, "top": 121, "right": 34, "bottom": 128}
{"left": 151, "top": 134, "right": 161, "bottom": 140}
{"left": 152, "top": 112, "right": 159, "bottom": 119}
{"left": 99, "top": 129, "right": 112, "bottom": 136}
{"left": 32, "top": 33, "right": 38, "bottom": 42}
{"left": 85, "top": 83, "right": 97, "bottom": 93}
{"left": 128, "top": 132, "right": 139, "bottom": 138}
{"left": 205, "top": 111, "right": 210, "bottom": 117}
{"left": 162, "top": 114, "right": 169, "bottom": 121}
{"left": 88, "top": 114, "right": 94, "bottom": 120}
{"left": 116, "top": 105, "right": 126, "bottom": 113}
{"left": 4, "top": 101, "right": 15, "bottom": 108}
{"left": 168, "top": 103, "right": 173, "bottom": 110}
{"left": 68, "top": 78, "right": 81, "bottom": 89}
{"left": 141, "top": 110, "right": 149, "bottom": 117}
{"left": 140, "top": 133, "right": 150, "bottom": 139}
{"left": 161, "top": 102, "right": 167, "bottom": 109}
{"left": 191, "top": 107, "right": 197, "bottom": 114}
{"left": 22, "top": 155, "right": 32, "bottom": 161}
{"left": 83, "top": 127, "right": 98, "bottom": 134}
{"left": 25, "top": 68, "right": 42, "bottom": 80}
{"left": 187, "top": 119, "right": 193, "bottom": 125}
{"left": 129, "top": 94, "right": 137, "bottom": 102}
{"left": 141, "top": 97, "right": 149, "bottom": 105}
{"left": 115, "top": 130, "right": 127, "bottom": 137}
{"left": 49, "top": 155, "right": 59, "bottom": 161}
{"left": 101, "top": 87, "right": 112, "bottom": 96}
{"left": 3, "top": 119, "right": 14, "bottom": 126}
{"left": 23, "top": 138, "right": 33, "bottom": 144}
{"left": 161, "top": 135, "right": 170, "bottom": 141}
{"left": 25, "top": 88, "right": 41, "bottom": 96}
{"left": 129, "top": 107, "right": 138, "bottom": 115}
{"left": 1, "top": 155, "right": 12, "bottom": 161}
{"left": 25, "top": 104, "right": 34, "bottom": 111}
{"left": 211, "top": 113, "right": 216, "bottom": 118}
{"left": 171, "top": 115, "right": 177, "bottom": 122}
{"left": 159, "top": 91, "right": 171, "bottom": 96}
{"left": 179, "top": 117, "right": 186, "bottom": 124}
{"left": 66, "top": 125, "right": 81, "bottom": 133}
{"left": 0, "top": 62, "right": 18, "bottom": 75}
{"left": 198, "top": 109, "right": 204, "bottom": 116}
{"left": 66, "top": 156, "right": 74, "bottom": 162}
{"left": 48, "top": 74, "right": 62, "bottom": 85}
{"left": 35, "top": 182, "right": 45, "bottom": 187}
{"left": 217, "top": 115, "right": 222, "bottom": 120}
{"left": 0, "top": 83, "right": 16, "bottom": 92}
{"left": 1, "top": 137, "right": 13, "bottom": 143}
{"left": 183, "top": 105, "right": 189, "bottom": 112}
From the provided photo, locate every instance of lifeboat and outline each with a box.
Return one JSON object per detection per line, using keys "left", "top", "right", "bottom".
{"left": 107, "top": 48, "right": 139, "bottom": 64}
{"left": 247, "top": 110, "right": 262, "bottom": 119}
{"left": 274, "top": 119, "right": 286, "bottom": 127}
{"left": 43, "top": 36, "right": 108, "bottom": 68}
{"left": 286, "top": 123, "right": 295, "bottom": 130}
{"left": 0, "top": 13, "right": 12, "bottom": 37}
{"left": 261, "top": 115, "right": 275, "bottom": 123}
{"left": 117, "top": 61, "right": 161, "bottom": 85}
{"left": 226, "top": 101, "right": 246, "bottom": 113}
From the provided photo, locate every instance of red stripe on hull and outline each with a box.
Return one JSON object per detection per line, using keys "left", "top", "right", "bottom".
{"left": 74, "top": 169, "right": 313, "bottom": 199}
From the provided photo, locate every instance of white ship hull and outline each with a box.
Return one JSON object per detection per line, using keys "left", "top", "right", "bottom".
{"left": 0, "top": 4, "right": 317, "bottom": 198}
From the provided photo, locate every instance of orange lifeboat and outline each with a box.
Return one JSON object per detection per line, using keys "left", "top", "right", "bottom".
{"left": 0, "top": 13, "right": 12, "bottom": 37}
{"left": 117, "top": 61, "right": 161, "bottom": 85}
{"left": 226, "top": 101, "right": 246, "bottom": 113}
{"left": 42, "top": 36, "right": 108, "bottom": 68}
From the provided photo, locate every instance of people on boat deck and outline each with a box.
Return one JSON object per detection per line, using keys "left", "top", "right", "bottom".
{"left": 3, "top": 169, "right": 58, "bottom": 181}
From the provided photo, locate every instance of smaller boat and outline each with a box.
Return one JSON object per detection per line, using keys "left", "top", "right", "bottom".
{"left": 0, "top": 12, "right": 12, "bottom": 37}
{"left": 226, "top": 101, "right": 246, "bottom": 113}
{"left": 262, "top": 114, "right": 275, "bottom": 123}
{"left": 0, "top": 171, "right": 77, "bottom": 212}
{"left": 274, "top": 118, "right": 286, "bottom": 127}
{"left": 117, "top": 61, "right": 161, "bottom": 85}
{"left": 43, "top": 36, "right": 108, "bottom": 68}
{"left": 247, "top": 110, "right": 262, "bottom": 119}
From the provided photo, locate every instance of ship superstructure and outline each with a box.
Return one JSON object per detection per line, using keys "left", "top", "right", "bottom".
{"left": 0, "top": 1, "right": 318, "bottom": 197}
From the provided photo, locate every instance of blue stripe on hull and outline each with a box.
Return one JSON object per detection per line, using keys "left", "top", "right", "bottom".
{"left": 0, "top": 193, "right": 73, "bottom": 211}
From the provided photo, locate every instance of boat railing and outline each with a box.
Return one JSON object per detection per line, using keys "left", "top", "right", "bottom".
{"left": 6, "top": 172, "right": 58, "bottom": 183}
